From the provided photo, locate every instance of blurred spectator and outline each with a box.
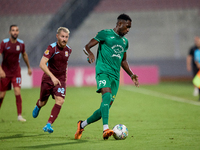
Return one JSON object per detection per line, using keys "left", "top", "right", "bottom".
{"left": 187, "top": 36, "right": 200, "bottom": 96}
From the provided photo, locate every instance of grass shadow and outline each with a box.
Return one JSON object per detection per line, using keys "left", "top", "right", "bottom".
{"left": 0, "top": 133, "right": 45, "bottom": 140}
{"left": 17, "top": 140, "right": 88, "bottom": 149}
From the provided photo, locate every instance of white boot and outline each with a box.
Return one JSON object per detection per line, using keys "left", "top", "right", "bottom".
{"left": 18, "top": 115, "right": 26, "bottom": 122}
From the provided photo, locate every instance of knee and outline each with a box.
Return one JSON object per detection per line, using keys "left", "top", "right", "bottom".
{"left": 56, "top": 98, "right": 65, "bottom": 106}
{"left": 60, "top": 99, "right": 65, "bottom": 105}
{"left": 14, "top": 88, "right": 21, "bottom": 95}
{"left": 0, "top": 92, "right": 6, "bottom": 99}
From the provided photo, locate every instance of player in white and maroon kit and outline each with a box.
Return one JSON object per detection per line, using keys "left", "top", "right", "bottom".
{"left": 32, "top": 27, "right": 72, "bottom": 133}
{"left": 0, "top": 25, "right": 32, "bottom": 121}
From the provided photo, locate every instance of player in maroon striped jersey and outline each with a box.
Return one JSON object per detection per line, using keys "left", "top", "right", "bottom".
{"left": 0, "top": 25, "right": 32, "bottom": 122}
{"left": 32, "top": 27, "right": 72, "bottom": 133}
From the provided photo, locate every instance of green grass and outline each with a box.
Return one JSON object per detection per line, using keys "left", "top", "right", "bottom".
{"left": 0, "top": 81, "right": 200, "bottom": 150}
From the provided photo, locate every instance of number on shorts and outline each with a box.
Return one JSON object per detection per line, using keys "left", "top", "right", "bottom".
{"left": 57, "top": 88, "right": 65, "bottom": 94}
{"left": 99, "top": 80, "right": 106, "bottom": 87}
{"left": 16, "top": 77, "right": 21, "bottom": 84}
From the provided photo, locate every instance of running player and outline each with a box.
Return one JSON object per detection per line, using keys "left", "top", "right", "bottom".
{"left": 0, "top": 25, "right": 32, "bottom": 122}
{"left": 75, "top": 14, "right": 139, "bottom": 140}
{"left": 32, "top": 27, "right": 72, "bottom": 133}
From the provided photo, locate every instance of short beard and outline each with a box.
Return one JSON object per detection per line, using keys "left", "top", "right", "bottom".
{"left": 11, "top": 34, "right": 18, "bottom": 40}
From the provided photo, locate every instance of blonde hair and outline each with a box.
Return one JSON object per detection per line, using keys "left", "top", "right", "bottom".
{"left": 57, "top": 27, "right": 70, "bottom": 34}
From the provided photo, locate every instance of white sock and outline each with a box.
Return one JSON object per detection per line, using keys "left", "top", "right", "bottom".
{"left": 103, "top": 124, "right": 109, "bottom": 131}
{"left": 81, "top": 120, "right": 88, "bottom": 129}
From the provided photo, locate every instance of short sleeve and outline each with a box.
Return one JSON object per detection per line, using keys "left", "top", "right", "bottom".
{"left": 194, "top": 49, "right": 199, "bottom": 62}
{"left": 94, "top": 30, "right": 106, "bottom": 42}
{"left": 43, "top": 45, "right": 55, "bottom": 59}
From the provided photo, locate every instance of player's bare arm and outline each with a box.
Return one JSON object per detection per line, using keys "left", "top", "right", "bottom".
{"left": 186, "top": 55, "right": 192, "bottom": 72}
{"left": 121, "top": 52, "right": 139, "bottom": 87}
{"left": 66, "top": 68, "right": 68, "bottom": 82}
{"left": 83, "top": 38, "right": 99, "bottom": 64}
{"left": 39, "top": 56, "right": 61, "bottom": 86}
{"left": 22, "top": 52, "right": 32, "bottom": 76}
{"left": 0, "top": 53, "right": 6, "bottom": 78}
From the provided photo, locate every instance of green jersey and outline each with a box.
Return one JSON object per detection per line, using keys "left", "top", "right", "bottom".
{"left": 94, "top": 29, "right": 129, "bottom": 80}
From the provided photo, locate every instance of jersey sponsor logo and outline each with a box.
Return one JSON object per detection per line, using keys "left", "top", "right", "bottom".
{"left": 55, "top": 52, "right": 60, "bottom": 54}
{"left": 16, "top": 45, "right": 20, "bottom": 51}
{"left": 112, "top": 44, "right": 124, "bottom": 53}
{"left": 44, "top": 50, "right": 49, "bottom": 55}
{"left": 65, "top": 51, "right": 68, "bottom": 57}
{"left": 111, "top": 44, "right": 124, "bottom": 59}
{"left": 111, "top": 54, "right": 121, "bottom": 59}
{"left": 99, "top": 80, "right": 106, "bottom": 87}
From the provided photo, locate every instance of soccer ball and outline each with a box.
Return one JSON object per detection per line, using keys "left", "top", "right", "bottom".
{"left": 112, "top": 124, "right": 128, "bottom": 140}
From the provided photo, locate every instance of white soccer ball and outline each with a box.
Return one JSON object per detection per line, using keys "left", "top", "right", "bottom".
{"left": 113, "top": 124, "right": 128, "bottom": 140}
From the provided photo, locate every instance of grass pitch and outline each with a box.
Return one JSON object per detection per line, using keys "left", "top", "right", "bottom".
{"left": 0, "top": 81, "right": 200, "bottom": 150}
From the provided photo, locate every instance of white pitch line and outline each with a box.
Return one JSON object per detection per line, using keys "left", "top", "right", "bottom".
{"left": 122, "top": 86, "right": 200, "bottom": 106}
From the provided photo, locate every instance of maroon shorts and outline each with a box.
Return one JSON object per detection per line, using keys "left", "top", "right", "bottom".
{"left": 0, "top": 75, "right": 21, "bottom": 91}
{"left": 39, "top": 81, "right": 66, "bottom": 101}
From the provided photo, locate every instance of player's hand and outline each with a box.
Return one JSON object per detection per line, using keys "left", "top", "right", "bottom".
{"left": 0, "top": 69, "right": 6, "bottom": 78}
{"left": 28, "top": 68, "right": 32, "bottom": 76}
{"left": 131, "top": 74, "right": 139, "bottom": 87}
{"left": 87, "top": 53, "right": 95, "bottom": 64}
{"left": 51, "top": 76, "right": 61, "bottom": 86}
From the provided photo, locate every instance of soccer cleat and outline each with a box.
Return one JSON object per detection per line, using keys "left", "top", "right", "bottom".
{"left": 75, "top": 120, "right": 84, "bottom": 139}
{"left": 32, "top": 105, "right": 41, "bottom": 118}
{"left": 17, "top": 116, "right": 26, "bottom": 122}
{"left": 43, "top": 123, "right": 54, "bottom": 133}
{"left": 103, "top": 129, "right": 114, "bottom": 140}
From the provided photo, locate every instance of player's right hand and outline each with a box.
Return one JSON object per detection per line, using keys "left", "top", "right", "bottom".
{"left": 0, "top": 70, "right": 6, "bottom": 78}
{"left": 87, "top": 53, "right": 95, "bottom": 64}
{"left": 51, "top": 76, "right": 61, "bottom": 86}
{"left": 131, "top": 74, "right": 139, "bottom": 87}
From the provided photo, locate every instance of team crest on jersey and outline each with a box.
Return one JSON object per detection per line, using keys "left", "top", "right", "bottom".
{"left": 44, "top": 50, "right": 49, "bottom": 55}
{"left": 16, "top": 45, "right": 20, "bottom": 51}
{"left": 65, "top": 51, "right": 68, "bottom": 57}
{"left": 123, "top": 38, "right": 126, "bottom": 44}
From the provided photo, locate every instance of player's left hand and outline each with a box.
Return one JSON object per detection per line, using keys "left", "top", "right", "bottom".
{"left": 131, "top": 74, "right": 139, "bottom": 87}
{"left": 87, "top": 53, "right": 95, "bottom": 64}
{"left": 28, "top": 68, "right": 32, "bottom": 76}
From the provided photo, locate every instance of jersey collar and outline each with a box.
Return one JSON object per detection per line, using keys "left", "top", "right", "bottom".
{"left": 111, "top": 29, "right": 123, "bottom": 38}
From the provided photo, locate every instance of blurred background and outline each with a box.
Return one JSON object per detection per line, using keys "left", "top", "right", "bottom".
{"left": 0, "top": 0, "right": 200, "bottom": 81}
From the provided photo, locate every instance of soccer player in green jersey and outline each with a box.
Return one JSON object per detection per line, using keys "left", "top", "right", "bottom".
{"left": 75, "top": 14, "right": 139, "bottom": 140}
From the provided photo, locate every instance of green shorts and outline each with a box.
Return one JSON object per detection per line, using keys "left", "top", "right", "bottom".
{"left": 96, "top": 73, "right": 119, "bottom": 101}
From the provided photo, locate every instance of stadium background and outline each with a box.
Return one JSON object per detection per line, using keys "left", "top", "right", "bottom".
{"left": 0, "top": 0, "right": 200, "bottom": 87}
